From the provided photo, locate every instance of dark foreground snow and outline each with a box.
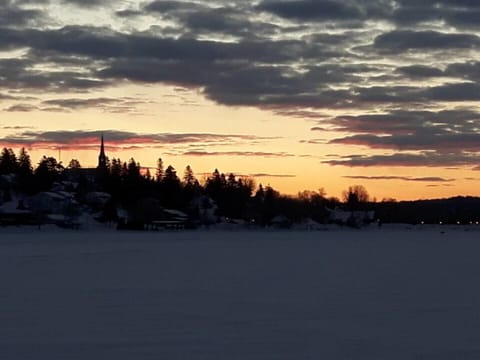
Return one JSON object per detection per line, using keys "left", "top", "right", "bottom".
{"left": 1, "top": 227, "right": 480, "bottom": 359}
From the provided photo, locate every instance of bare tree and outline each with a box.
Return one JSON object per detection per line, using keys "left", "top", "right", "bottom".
{"left": 342, "top": 185, "right": 369, "bottom": 210}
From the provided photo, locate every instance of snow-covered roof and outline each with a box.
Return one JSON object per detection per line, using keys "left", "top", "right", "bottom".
{"left": 0, "top": 174, "right": 15, "bottom": 184}
{"left": 56, "top": 191, "right": 75, "bottom": 199}
{"left": 86, "top": 192, "right": 111, "bottom": 199}
{"left": 36, "top": 192, "right": 69, "bottom": 200}
{"left": 0, "top": 201, "right": 31, "bottom": 214}
{"left": 271, "top": 215, "right": 289, "bottom": 223}
{"left": 163, "top": 209, "right": 188, "bottom": 219}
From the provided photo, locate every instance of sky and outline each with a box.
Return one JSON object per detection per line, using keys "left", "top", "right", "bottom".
{"left": 1, "top": 0, "right": 480, "bottom": 200}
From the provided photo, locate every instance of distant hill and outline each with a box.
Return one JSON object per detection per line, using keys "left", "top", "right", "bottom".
{"left": 374, "top": 196, "right": 480, "bottom": 224}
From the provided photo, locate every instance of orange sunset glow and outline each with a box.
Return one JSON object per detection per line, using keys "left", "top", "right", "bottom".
{"left": 1, "top": 1, "right": 480, "bottom": 201}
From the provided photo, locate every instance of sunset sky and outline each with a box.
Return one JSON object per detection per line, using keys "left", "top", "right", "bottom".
{"left": 1, "top": 0, "right": 480, "bottom": 200}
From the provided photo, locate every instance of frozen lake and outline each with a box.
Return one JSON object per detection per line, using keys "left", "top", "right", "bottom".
{"left": 1, "top": 227, "right": 480, "bottom": 359}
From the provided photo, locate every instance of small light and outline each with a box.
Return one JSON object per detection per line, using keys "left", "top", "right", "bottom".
{"left": 457, "top": 221, "right": 460, "bottom": 225}
{"left": 421, "top": 221, "right": 424, "bottom": 225}
{"left": 439, "top": 221, "right": 443, "bottom": 225}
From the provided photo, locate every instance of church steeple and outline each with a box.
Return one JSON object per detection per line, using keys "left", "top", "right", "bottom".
{"left": 97, "top": 134, "right": 107, "bottom": 170}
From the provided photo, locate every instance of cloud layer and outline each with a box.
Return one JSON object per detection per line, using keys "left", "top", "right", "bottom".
{"left": 1, "top": 0, "right": 480, "bottom": 168}
{"left": 0, "top": 129, "right": 271, "bottom": 152}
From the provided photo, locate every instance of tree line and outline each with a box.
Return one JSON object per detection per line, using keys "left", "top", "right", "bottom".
{"left": 1, "top": 147, "right": 365, "bottom": 225}
{"left": 7, "top": 146, "right": 473, "bottom": 227}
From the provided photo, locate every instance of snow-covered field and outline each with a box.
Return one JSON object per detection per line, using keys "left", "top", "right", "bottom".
{"left": 1, "top": 226, "right": 480, "bottom": 359}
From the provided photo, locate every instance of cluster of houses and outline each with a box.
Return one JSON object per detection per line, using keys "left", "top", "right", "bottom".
{"left": 0, "top": 178, "right": 375, "bottom": 230}
{"left": 0, "top": 181, "right": 193, "bottom": 230}
{"left": 0, "top": 137, "right": 375, "bottom": 230}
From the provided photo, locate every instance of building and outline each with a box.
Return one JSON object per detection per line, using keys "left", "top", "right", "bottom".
{"left": 64, "top": 134, "right": 108, "bottom": 184}
{"left": 96, "top": 134, "right": 109, "bottom": 181}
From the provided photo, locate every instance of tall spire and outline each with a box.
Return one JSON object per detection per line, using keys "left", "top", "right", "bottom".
{"left": 98, "top": 133, "right": 107, "bottom": 170}
{"left": 100, "top": 134, "right": 105, "bottom": 157}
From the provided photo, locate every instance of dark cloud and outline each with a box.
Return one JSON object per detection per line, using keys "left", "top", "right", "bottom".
{"left": 4, "top": 104, "right": 39, "bottom": 112}
{"left": 324, "top": 152, "right": 479, "bottom": 167}
{"left": 317, "top": 107, "right": 480, "bottom": 167}
{"left": 0, "top": 56, "right": 109, "bottom": 92}
{"left": 60, "top": 0, "right": 112, "bottom": 7}
{"left": 343, "top": 175, "right": 454, "bottom": 182}
{"left": 181, "top": 151, "right": 295, "bottom": 158}
{"left": 115, "top": 9, "right": 143, "bottom": 17}
{"left": 257, "top": 0, "right": 480, "bottom": 31}
{"left": 374, "top": 30, "right": 480, "bottom": 51}
{"left": 257, "top": 0, "right": 367, "bottom": 21}
{"left": 446, "top": 62, "right": 480, "bottom": 81}
{"left": 330, "top": 133, "right": 480, "bottom": 152}
{"left": 327, "top": 109, "right": 480, "bottom": 135}
{"left": 0, "top": 10, "right": 478, "bottom": 108}
{"left": 142, "top": 1, "right": 276, "bottom": 39}
{"left": 0, "top": 25, "right": 331, "bottom": 65}
{"left": 396, "top": 65, "right": 445, "bottom": 78}
{"left": 1, "top": 125, "right": 33, "bottom": 130}
{"left": 0, "top": 130, "right": 273, "bottom": 150}
{"left": 41, "top": 97, "right": 143, "bottom": 113}
{"left": 0, "top": 0, "right": 46, "bottom": 28}
{"left": 98, "top": 58, "right": 346, "bottom": 107}
{"left": 0, "top": 93, "right": 20, "bottom": 100}
{"left": 338, "top": 82, "right": 480, "bottom": 104}
{"left": 391, "top": 1, "right": 480, "bottom": 28}
{"left": 249, "top": 173, "right": 296, "bottom": 178}
{"left": 1, "top": 0, "right": 480, "bottom": 175}
{"left": 426, "top": 82, "right": 480, "bottom": 101}
{"left": 144, "top": 0, "right": 203, "bottom": 13}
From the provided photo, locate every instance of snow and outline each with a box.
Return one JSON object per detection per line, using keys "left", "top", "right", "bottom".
{"left": 1, "top": 226, "right": 480, "bottom": 359}
{"left": 163, "top": 209, "right": 188, "bottom": 219}
{"left": 0, "top": 200, "right": 30, "bottom": 214}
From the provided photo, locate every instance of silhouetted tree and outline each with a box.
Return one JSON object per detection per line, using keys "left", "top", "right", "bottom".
{"left": 297, "top": 189, "right": 329, "bottom": 222}
{"left": 127, "top": 158, "right": 141, "bottom": 180}
{"left": 156, "top": 158, "right": 164, "bottom": 182}
{"left": 205, "top": 169, "right": 225, "bottom": 201}
{"left": 0, "top": 148, "right": 18, "bottom": 175}
{"left": 183, "top": 165, "right": 196, "bottom": 186}
{"left": 17, "top": 148, "right": 32, "bottom": 176}
{"left": 34, "top": 156, "right": 64, "bottom": 191}
{"left": 343, "top": 185, "right": 369, "bottom": 210}
{"left": 182, "top": 165, "right": 201, "bottom": 205}
{"left": 225, "top": 175, "right": 254, "bottom": 218}
{"left": 144, "top": 168, "right": 152, "bottom": 181}
{"left": 67, "top": 159, "right": 81, "bottom": 169}
{"left": 15, "top": 148, "right": 34, "bottom": 193}
{"left": 204, "top": 170, "right": 256, "bottom": 218}
{"left": 102, "top": 157, "right": 123, "bottom": 197}
{"left": 121, "top": 161, "right": 128, "bottom": 178}
{"left": 262, "top": 185, "right": 280, "bottom": 224}
{"left": 161, "top": 165, "right": 182, "bottom": 208}
{"left": 110, "top": 158, "right": 122, "bottom": 177}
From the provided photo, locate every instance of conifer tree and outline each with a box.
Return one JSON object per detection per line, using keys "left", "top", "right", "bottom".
{"left": 17, "top": 147, "right": 33, "bottom": 177}
{"left": 34, "top": 156, "right": 64, "bottom": 191}
{"left": 183, "top": 165, "right": 196, "bottom": 186}
{"left": 67, "top": 159, "right": 81, "bottom": 169}
{"left": 156, "top": 158, "right": 164, "bottom": 182}
{"left": 110, "top": 158, "right": 122, "bottom": 178}
{"left": 160, "top": 165, "right": 182, "bottom": 208}
{"left": 0, "top": 148, "right": 19, "bottom": 175}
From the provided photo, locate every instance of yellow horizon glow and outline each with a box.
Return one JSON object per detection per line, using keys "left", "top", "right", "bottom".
{"left": 2, "top": 84, "right": 479, "bottom": 202}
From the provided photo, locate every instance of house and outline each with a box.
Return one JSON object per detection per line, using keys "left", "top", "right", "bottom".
{"left": 152, "top": 209, "right": 189, "bottom": 230}
{"left": 25, "top": 191, "right": 82, "bottom": 227}
{"left": 328, "top": 207, "right": 375, "bottom": 227}
{"left": 270, "top": 214, "right": 291, "bottom": 228}
{"left": 0, "top": 199, "right": 36, "bottom": 226}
